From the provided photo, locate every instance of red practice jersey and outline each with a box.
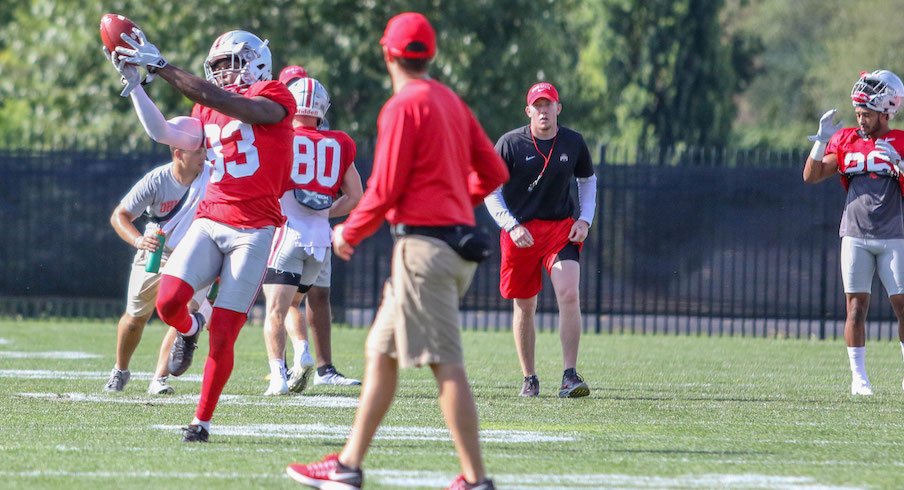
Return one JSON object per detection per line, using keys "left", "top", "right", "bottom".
{"left": 288, "top": 127, "right": 357, "bottom": 197}
{"left": 192, "top": 80, "right": 295, "bottom": 228}
{"left": 829, "top": 127, "right": 904, "bottom": 191}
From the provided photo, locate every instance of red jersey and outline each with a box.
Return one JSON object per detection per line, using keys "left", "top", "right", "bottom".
{"left": 192, "top": 80, "right": 295, "bottom": 228}
{"left": 828, "top": 128, "right": 904, "bottom": 193}
{"left": 342, "top": 79, "right": 509, "bottom": 246}
{"left": 288, "top": 127, "right": 357, "bottom": 197}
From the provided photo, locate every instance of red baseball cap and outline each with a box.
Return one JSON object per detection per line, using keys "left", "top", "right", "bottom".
{"left": 380, "top": 12, "right": 436, "bottom": 59}
{"left": 278, "top": 65, "right": 308, "bottom": 85}
{"left": 526, "top": 82, "right": 560, "bottom": 105}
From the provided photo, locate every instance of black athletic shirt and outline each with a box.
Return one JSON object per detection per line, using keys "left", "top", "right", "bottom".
{"left": 495, "top": 125, "right": 594, "bottom": 223}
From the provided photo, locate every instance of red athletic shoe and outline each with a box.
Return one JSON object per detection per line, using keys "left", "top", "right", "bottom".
{"left": 447, "top": 474, "right": 496, "bottom": 490}
{"left": 286, "top": 453, "right": 362, "bottom": 489}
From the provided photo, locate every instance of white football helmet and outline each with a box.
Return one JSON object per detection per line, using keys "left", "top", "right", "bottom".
{"left": 850, "top": 69, "right": 904, "bottom": 118}
{"left": 288, "top": 77, "right": 331, "bottom": 120}
{"left": 204, "top": 30, "right": 272, "bottom": 88}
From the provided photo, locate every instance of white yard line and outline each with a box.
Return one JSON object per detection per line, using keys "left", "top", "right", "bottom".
{"left": 0, "top": 469, "right": 864, "bottom": 489}
{"left": 18, "top": 392, "right": 358, "bottom": 408}
{"left": 0, "top": 351, "right": 99, "bottom": 359}
{"left": 0, "top": 370, "right": 202, "bottom": 381}
{"left": 0, "top": 338, "right": 11, "bottom": 345}
{"left": 152, "top": 423, "right": 575, "bottom": 443}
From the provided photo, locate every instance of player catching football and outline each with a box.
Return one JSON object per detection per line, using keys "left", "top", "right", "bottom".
{"left": 803, "top": 69, "right": 904, "bottom": 396}
{"left": 105, "top": 26, "right": 294, "bottom": 441}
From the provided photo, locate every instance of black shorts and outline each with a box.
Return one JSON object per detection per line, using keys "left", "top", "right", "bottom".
{"left": 263, "top": 268, "right": 312, "bottom": 293}
{"left": 556, "top": 242, "right": 580, "bottom": 262}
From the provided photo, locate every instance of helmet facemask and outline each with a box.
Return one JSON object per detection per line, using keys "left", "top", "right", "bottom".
{"left": 204, "top": 32, "right": 272, "bottom": 89}
{"left": 851, "top": 70, "right": 904, "bottom": 119}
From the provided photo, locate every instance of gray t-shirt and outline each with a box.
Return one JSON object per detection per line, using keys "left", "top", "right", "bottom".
{"left": 839, "top": 174, "right": 904, "bottom": 239}
{"left": 120, "top": 162, "right": 189, "bottom": 261}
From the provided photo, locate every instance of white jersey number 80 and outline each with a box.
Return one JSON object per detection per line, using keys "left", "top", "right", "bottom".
{"left": 292, "top": 135, "right": 341, "bottom": 188}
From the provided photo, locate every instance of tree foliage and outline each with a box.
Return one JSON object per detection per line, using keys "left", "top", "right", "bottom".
{"left": 3, "top": 0, "right": 887, "bottom": 153}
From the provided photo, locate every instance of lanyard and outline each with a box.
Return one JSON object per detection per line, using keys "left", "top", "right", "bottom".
{"left": 527, "top": 132, "right": 558, "bottom": 192}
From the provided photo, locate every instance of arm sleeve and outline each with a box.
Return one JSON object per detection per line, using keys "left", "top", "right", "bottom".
{"left": 573, "top": 136, "right": 596, "bottom": 225}
{"left": 466, "top": 110, "right": 510, "bottom": 205}
{"left": 576, "top": 174, "right": 597, "bottom": 225}
{"left": 129, "top": 86, "right": 204, "bottom": 150}
{"left": 484, "top": 186, "right": 519, "bottom": 231}
{"left": 341, "top": 102, "right": 415, "bottom": 246}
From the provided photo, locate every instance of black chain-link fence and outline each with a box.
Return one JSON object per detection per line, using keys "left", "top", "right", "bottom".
{"left": 1, "top": 144, "right": 896, "bottom": 340}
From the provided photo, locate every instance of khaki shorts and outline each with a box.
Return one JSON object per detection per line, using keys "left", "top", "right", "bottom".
{"left": 366, "top": 235, "right": 477, "bottom": 368}
{"left": 125, "top": 260, "right": 210, "bottom": 317}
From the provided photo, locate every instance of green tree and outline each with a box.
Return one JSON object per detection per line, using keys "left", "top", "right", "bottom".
{"left": 570, "top": 0, "right": 755, "bottom": 151}
{"left": 0, "top": 0, "right": 576, "bottom": 150}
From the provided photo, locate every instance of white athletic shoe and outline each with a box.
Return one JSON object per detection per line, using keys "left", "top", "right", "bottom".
{"left": 313, "top": 366, "right": 361, "bottom": 386}
{"left": 148, "top": 376, "right": 175, "bottom": 395}
{"left": 287, "top": 352, "right": 316, "bottom": 394}
{"left": 264, "top": 378, "right": 289, "bottom": 396}
{"left": 851, "top": 379, "right": 873, "bottom": 396}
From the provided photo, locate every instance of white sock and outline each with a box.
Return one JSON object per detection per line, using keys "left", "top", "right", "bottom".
{"left": 847, "top": 346, "right": 868, "bottom": 383}
{"left": 269, "top": 359, "right": 287, "bottom": 381}
{"left": 291, "top": 340, "right": 309, "bottom": 368}
{"left": 191, "top": 418, "right": 210, "bottom": 432}
{"left": 197, "top": 300, "right": 213, "bottom": 325}
{"left": 900, "top": 342, "right": 904, "bottom": 362}
{"left": 184, "top": 315, "right": 200, "bottom": 337}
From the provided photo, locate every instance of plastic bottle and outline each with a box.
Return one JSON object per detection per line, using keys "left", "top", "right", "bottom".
{"left": 144, "top": 228, "right": 166, "bottom": 273}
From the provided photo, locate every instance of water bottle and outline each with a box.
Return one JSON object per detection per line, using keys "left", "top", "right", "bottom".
{"left": 144, "top": 228, "right": 166, "bottom": 273}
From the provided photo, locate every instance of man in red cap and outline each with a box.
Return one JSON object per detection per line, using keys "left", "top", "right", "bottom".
{"left": 286, "top": 11, "right": 507, "bottom": 490}
{"left": 485, "top": 81, "right": 597, "bottom": 399}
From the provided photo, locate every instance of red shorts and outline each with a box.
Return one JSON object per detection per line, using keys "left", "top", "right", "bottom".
{"left": 499, "top": 218, "right": 581, "bottom": 299}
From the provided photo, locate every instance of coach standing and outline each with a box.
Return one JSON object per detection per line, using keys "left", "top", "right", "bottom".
{"left": 286, "top": 12, "right": 509, "bottom": 490}
{"left": 485, "top": 82, "right": 597, "bottom": 398}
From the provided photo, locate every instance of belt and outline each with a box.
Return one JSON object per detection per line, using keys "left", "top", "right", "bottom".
{"left": 390, "top": 223, "right": 465, "bottom": 240}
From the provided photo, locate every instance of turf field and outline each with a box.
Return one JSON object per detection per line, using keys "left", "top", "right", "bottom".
{"left": 0, "top": 319, "right": 902, "bottom": 489}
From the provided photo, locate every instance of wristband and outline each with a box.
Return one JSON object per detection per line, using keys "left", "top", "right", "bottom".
{"left": 809, "top": 140, "right": 827, "bottom": 161}
{"left": 133, "top": 236, "right": 143, "bottom": 249}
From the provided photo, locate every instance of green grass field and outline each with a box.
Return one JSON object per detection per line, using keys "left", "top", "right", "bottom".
{"left": 1, "top": 318, "right": 902, "bottom": 489}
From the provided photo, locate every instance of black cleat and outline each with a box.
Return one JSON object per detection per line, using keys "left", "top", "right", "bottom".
{"left": 181, "top": 424, "right": 209, "bottom": 443}
{"left": 168, "top": 312, "right": 204, "bottom": 377}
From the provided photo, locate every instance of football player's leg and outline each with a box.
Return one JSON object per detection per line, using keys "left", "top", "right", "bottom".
{"left": 308, "top": 252, "right": 333, "bottom": 368}
{"left": 262, "top": 282, "right": 298, "bottom": 395}
{"left": 194, "top": 225, "right": 274, "bottom": 422}
{"left": 156, "top": 220, "right": 222, "bottom": 335}
{"left": 841, "top": 237, "right": 876, "bottom": 394}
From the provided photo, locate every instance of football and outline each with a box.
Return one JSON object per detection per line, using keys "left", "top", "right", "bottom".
{"left": 99, "top": 13, "right": 141, "bottom": 58}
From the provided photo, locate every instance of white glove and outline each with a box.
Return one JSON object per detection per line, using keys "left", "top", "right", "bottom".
{"left": 115, "top": 27, "right": 168, "bottom": 72}
{"left": 875, "top": 139, "right": 903, "bottom": 174}
{"left": 102, "top": 46, "right": 140, "bottom": 97}
{"left": 808, "top": 109, "right": 843, "bottom": 161}
{"left": 808, "top": 109, "right": 843, "bottom": 143}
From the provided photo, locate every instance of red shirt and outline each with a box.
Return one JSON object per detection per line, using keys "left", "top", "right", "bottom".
{"left": 342, "top": 79, "right": 509, "bottom": 246}
{"left": 192, "top": 80, "right": 295, "bottom": 228}
{"left": 288, "top": 127, "right": 357, "bottom": 197}
{"left": 828, "top": 128, "right": 904, "bottom": 176}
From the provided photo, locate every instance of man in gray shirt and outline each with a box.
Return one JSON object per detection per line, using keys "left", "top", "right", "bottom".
{"left": 803, "top": 69, "right": 904, "bottom": 395}
{"left": 105, "top": 144, "right": 211, "bottom": 395}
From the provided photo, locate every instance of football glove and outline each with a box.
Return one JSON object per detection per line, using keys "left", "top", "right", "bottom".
{"left": 115, "top": 27, "right": 168, "bottom": 72}
{"left": 875, "top": 139, "right": 903, "bottom": 174}
{"left": 103, "top": 46, "right": 141, "bottom": 97}
{"left": 807, "top": 109, "right": 843, "bottom": 144}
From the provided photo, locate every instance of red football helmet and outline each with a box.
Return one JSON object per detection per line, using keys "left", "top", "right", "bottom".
{"left": 278, "top": 65, "right": 308, "bottom": 85}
